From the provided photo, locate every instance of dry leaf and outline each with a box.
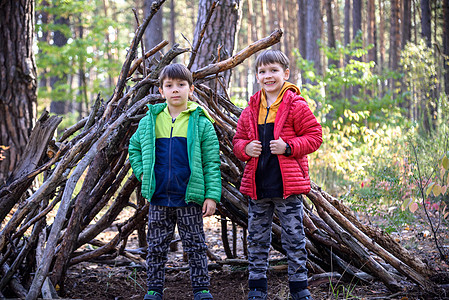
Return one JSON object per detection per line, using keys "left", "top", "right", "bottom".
{"left": 409, "top": 202, "right": 419, "bottom": 213}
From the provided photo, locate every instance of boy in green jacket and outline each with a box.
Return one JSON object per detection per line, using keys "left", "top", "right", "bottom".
{"left": 129, "top": 63, "right": 222, "bottom": 300}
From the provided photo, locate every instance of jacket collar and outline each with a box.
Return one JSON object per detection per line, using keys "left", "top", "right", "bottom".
{"left": 145, "top": 101, "right": 215, "bottom": 123}
{"left": 249, "top": 83, "right": 302, "bottom": 112}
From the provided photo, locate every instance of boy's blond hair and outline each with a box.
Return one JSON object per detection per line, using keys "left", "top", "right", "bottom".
{"left": 159, "top": 63, "right": 193, "bottom": 87}
{"left": 254, "top": 50, "right": 290, "bottom": 72}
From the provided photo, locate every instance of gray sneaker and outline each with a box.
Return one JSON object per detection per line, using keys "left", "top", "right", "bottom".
{"left": 248, "top": 289, "right": 267, "bottom": 300}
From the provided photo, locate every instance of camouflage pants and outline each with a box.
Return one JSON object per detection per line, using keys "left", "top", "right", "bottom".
{"left": 146, "top": 204, "right": 209, "bottom": 291}
{"left": 248, "top": 195, "right": 308, "bottom": 282}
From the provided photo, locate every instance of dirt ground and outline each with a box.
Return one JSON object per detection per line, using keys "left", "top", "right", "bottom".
{"left": 61, "top": 215, "right": 449, "bottom": 300}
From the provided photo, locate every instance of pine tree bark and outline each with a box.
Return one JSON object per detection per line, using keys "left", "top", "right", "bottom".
{"left": 191, "top": 0, "right": 241, "bottom": 89}
{"left": 378, "top": 0, "right": 385, "bottom": 71}
{"left": 389, "top": 0, "right": 400, "bottom": 71}
{"left": 352, "top": 0, "right": 362, "bottom": 40}
{"left": 420, "top": 0, "right": 436, "bottom": 133}
{"left": 443, "top": 0, "right": 449, "bottom": 97}
{"left": 49, "top": 10, "right": 70, "bottom": 115}
{"left": 421, "top": 0, "right": 431, "bottom": 47}
{"left": 297, "top": 0, "right": 306, "bottom": 59}
{"left": 0, "top": 0, "right": 37, "bottom": 185}
{"left": 170, "top": 0, "right": 175, "bottom": 47}
{"left": 367, "top": 0, "right": 377, "bottom": 64}
{"left": 325, "top": 0, "right": 338, "bottom": 67}
{"left": 401, "top": 0, "right": 412, "bottom": 113}
{"left": 402, "top": 0, "right": 411, "bottom": 48}
{"left": 144, "top": 0, "right": 164, "bottom": 59}
{"left": 344, "top": 0, "right": 351, "bottom": 99}
{"left": 305, "top": 0, "right": 322, "bottom": 77}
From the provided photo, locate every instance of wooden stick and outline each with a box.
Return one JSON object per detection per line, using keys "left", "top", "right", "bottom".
{"left": 192, "top": 29, "right": 283, "bottom": 79}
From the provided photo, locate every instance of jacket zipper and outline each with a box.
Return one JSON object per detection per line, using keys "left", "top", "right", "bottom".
{"left": 167, "top": 118, "right": 175, "bottom": 204}
{"left": 259, "top": 107, "right": 270, "bottom": 184}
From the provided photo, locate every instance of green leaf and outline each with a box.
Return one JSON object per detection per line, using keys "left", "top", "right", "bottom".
{"left": 442, "top": 156, "right": 449, "bottom": 170}
{"left": 433, "top": 184, "right": 442, "bottom": 197}
{"left": 426, "top": 182, "right": 435, "bottom": 197}
{"left": 402, "top": 198, "right": 412, "bottom": 211}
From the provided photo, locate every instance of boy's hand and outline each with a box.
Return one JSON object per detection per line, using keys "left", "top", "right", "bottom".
{"left": 245, "top": 140, "right": 262, "bottom": 157}
{"left": 270, "top": 137, "right": 287, "bottom": 155}
{"left": 202, "top": 198, "right": 216, "bottom": 217}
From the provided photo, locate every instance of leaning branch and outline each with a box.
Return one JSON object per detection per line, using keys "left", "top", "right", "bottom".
{"left": 192, "top": 29, "right": 283, "bottom": 79}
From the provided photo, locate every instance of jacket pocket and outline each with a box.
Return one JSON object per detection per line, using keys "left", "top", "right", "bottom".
{"left": 295, "top": 157, "right": 306, "bottom": 179}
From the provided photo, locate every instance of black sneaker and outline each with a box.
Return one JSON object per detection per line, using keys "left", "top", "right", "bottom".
{"left": 194, "top": 290, "right": 213, "bottom": 300}
{"left": 144, "top": 290, "right": 162, "bottom": 300}
{"left": 248, "top": 289, "right": 267, "bottom": 300}
{"left": 291, "top": 288, "right": 313, "bottom": 300}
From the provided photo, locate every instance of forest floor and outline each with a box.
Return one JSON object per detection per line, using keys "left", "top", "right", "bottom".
{"left": 62, "top": 211, "right": 449, "bottom": 300}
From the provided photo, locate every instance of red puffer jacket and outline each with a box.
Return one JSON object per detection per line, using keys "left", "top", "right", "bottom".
{"left": 233, "top": 89, "right": 322, "bottom": 199}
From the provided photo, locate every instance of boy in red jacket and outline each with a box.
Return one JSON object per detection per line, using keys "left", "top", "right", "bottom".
{"left": 233, "top": 50, "right": 322, "bottom": 300}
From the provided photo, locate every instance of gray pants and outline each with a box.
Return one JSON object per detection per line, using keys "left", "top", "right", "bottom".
{"left": 146, "top": 204, "right": 209, "bottom": 291}
{"left": 248, "top": 195, "right": 308, "bottom": 282}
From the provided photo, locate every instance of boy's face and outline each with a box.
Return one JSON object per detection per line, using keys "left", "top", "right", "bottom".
{"left": 159, "top": 78, "right": 194, "bottom": 109}
{"left": 256, "top": 63, "right": 290, "bottom": 97}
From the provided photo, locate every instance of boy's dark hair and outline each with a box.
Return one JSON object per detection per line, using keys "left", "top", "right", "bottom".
{"left": 159, "top": 63, "right": 193, "bottom": 87}
{"left": 255, "top": 50, "right": 290, "bottom": 71}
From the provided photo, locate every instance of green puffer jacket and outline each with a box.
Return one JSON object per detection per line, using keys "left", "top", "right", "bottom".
{"left": 128, "top": 102, "right": 222, "bottom": 205}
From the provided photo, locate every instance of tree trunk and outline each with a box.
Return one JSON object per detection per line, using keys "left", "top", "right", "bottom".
{"left": 191, "top": 0, "right": 241, "bottom": 90}
{"left": 401, "top": 0, "right": 411, "bottom": 114}
{"left": 352, "top": 0, "right": 362, "bottom": 40}
{"left": 305, "top": 0, "right": 322, "bottom": 77}
{"left": 49, "top": 10, "right": 70, "bottom": 115}
{"left": 344, "top": 0, "right": 350, "bottom": 46}
{"left": 260, "top": 0, "right": 268, "bottom": 40}
{"left": 279, "top": 0, "right": 287, "bottom": 53}
{"left": 0, "top": 0, "right": 37, "bottom": 185}
{"left": 402, "top": 0, "right": 411, "bottom": 48}
{"left": 420, "top": 0, "right": 435, "bottom": 134}
{"left": 170, "top": 0, "right": 175, "bottom": 47}
{"left": 37, "top": 1, "right": 50, "bottom": 91}
{"left": 297, "top": 0, "right": 306, "bottom": 59}
{"left": 344, "top": 0, "right": 351, "bottom": 100}
{"left": 267, "top": 0, "right": 278, "bottom": 48}
{"left": 325, "top": 0, "right": 338, "bottom": 67}
{"left": 421, "top": 0, "right": 431, "bottom": 48}
{"left": 367, "top": 0, "right": 377, "bottom": 64}
{"left": 444, "top": 0, "right": 449, "bottom": 97}
{"left": 144, "top": 0, "right": 164, "bottom": 59}
{"left": 389, "top": 0, "right": 400, "bottom": 71}
{"left": 378, "top": 0, "right": 385, "bottom": 72}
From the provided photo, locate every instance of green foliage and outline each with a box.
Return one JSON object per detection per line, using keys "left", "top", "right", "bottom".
{"left": 298, "top": 36, "right": 447, "bottom": 232}
{"left": 127, "top": 268, "right": 146, "bottom": 292}
{"left": 401, "top": 39, "right": 438, "bottom": 98}
{"left": 230, "top": 95, "right": 248, "bottom": 108}
{"left": 328, "top": 276, "right": 359, "bottom": 300}
{"left": 400, "top": 39, "right": 446, "bottom": 136}
{"left": 36, "top": 0, "right": 132, "bottom": 110}
{"left": 294, "top": 35, "right": 404, "bottom": 131}
{"left": 407, "top": 120, "right": 449, "bottom": 218}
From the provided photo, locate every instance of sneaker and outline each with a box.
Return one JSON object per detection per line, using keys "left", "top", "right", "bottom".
{"left": 144, "top": 290, "right": 162, "bottom": 300}
{"left": 291, "top": 288, "right": 313, "bottom": 300}
{"left": 248, "top": 289, "right": 267, "bottom": 300}
{"left": 194, "top": 290, "right": 213, "bottom": 300}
